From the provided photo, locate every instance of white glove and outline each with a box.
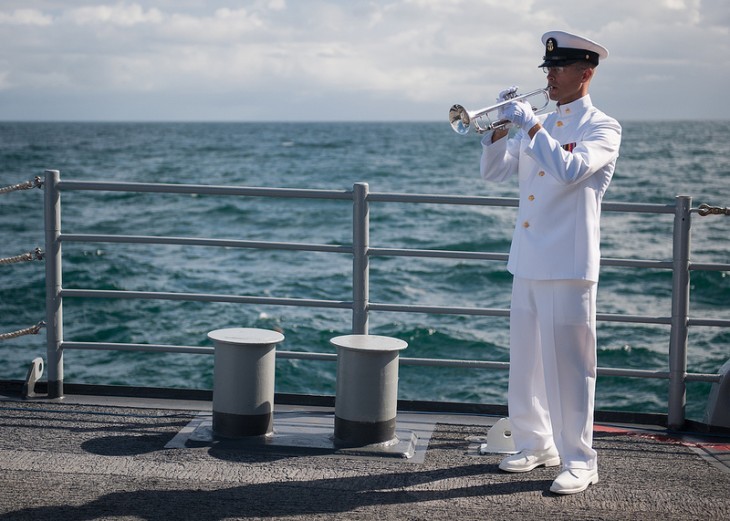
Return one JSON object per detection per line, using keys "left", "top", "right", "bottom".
{"left": 496, "top": 85, "right": 519, "bottom": 103}
{"left": 499, "top": 99, "right": 539, "bottom": 132}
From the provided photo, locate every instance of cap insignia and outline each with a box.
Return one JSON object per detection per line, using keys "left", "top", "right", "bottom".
{"left": 546, "top": 38, "right": 556, "bottom": 52}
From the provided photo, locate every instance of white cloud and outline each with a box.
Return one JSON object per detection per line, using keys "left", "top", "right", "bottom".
{"left": 0, "top": 8, "right": 53, "bottom": 26}
{"left": 163, "top": 8, "right": 264, "bottom": 42}
{"left": 67, "top": 3, "right": 164, "bottom": 26}
{"left": 0, "top": 0, "right": 728, "bottom": 120}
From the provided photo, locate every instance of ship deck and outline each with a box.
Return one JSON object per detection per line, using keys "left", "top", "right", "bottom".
{"left": 0, "top": 388, "right": 728, "bottom": 521}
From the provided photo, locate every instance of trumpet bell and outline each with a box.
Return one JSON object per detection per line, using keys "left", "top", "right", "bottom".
{"left": 449, "top": 104, "right": 471, "bottom": 135}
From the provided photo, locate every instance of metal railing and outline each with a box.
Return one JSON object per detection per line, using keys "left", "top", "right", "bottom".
{"left": 42, "top": 170, "right": 730, "bottom": 429}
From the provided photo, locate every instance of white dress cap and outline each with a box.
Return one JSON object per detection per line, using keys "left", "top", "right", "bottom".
{"left": 539, "top": 30, "right": 609, "bottom": 67}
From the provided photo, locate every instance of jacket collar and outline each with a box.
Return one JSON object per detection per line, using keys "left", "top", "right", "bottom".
{"left": 556, "top": 95, "right": 592, "bottom": 117}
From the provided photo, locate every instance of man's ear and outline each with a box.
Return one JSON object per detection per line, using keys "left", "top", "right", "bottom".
{"left": 582, "top": 67, "right": 595, "bottom": 84}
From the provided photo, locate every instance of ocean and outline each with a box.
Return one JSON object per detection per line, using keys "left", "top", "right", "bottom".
{"left": 1, "top": 120, "right": 728, "bottom": 422}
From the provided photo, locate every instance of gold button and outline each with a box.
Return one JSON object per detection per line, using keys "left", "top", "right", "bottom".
{"left": 538, "top": 171, "right": 545, "bottom": 177}
{"left": 522, "top": 221, "right": 530, "bottom": 228}
{"left": 556, "top": 121, "right": 564, "bottom": 127}
{"left": 528, "top": 195, "right": 535, "bottom": 201}
{"left": 565, "top": 108, "right": 571, "bottom": 114}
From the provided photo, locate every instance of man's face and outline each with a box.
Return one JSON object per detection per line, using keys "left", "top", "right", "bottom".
{"left": 545, "top": 63, "right": 590, "bottom": 105}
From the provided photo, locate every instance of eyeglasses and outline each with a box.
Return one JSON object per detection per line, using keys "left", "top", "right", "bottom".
{"left": 542, "top": 66, "right": 566, "bottom": 74}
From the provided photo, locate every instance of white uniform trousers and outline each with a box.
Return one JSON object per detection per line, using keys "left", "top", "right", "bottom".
{"left": 508, "top": 277, "right": 598, "bottom": 470}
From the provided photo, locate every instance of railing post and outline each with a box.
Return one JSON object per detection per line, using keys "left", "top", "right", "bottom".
{"left": 668, "top": 195, "right": 691, "bottom": 429}
{"left": 44, "top": 169, "right": 64, "bottom": 398}
{"left": 352, "top": 183, "right": 369, "bottom": 334}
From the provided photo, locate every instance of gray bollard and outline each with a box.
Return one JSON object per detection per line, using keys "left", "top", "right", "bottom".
{"left": 208, "top": 328, "right": 284, "bottom": 438}
{"left": 330, "top": 334, "right": 407, "bottom": 447}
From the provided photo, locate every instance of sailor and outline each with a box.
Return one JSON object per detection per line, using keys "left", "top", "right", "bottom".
{"left": 479, "top": 30, "right": 621, "bottom": 494}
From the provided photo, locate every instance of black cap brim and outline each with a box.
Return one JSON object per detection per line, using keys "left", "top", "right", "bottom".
{"left": 538, "top": 59, "right": 579, "bottom": 68}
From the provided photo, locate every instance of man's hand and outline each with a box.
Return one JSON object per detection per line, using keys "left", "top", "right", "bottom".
{"left": 499, "top": 100, "right": 539, "bottom": 133}
{"left": 489, "top": 86, "right": 519, "bottom": 142}
{"left": 496, "top": 85, "right": 519, "bottom": 103}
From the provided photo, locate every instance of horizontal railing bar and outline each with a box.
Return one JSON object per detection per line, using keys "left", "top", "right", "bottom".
{"left": 60, "top": 289, "right": 353, "bottom": 309}
{"left": 690, "top": 262, "right": 730, "bottom": 272}
{"left": 399, "top": 362, "right": 706, "bottom": 381}
{"left": 57, "top": 288, "right": 673, "bottom": 325}
{"left": 52, "top": 180, "right": 679, "bottom": 214}
{"left": 58, "top": 341, "right": 721, "bottom": 383}
{"left": 369, "top": 302, "right": 671, "bottom": 325}
{"left": 368, "top": 247, "right": 508, "bottom": 261}
{"left": 368, "top": 192, "right": 676, "bottom": 214}
{"left": 684, "top": 372, "right": 723, "bottom": 383}
{"left": 400, "top": 357, "right": 509, "bottom": 369}
{"left": 597, "top": 367, "right": 670, "bottom": 379}
{"left": 60, "top": 233, "right": 352, "bottom": 254}
{"left": 601, "top": 201, "right": 676, "bottom": 214}
{"left": 601, "top": 258, "right": 674, "bottom": 269}
{"left": 277, "top": 351, "right": 337, "bottom": 362}
{"left": 369, "top": 249, "right": 675, "bottom": 269}
{"left": 369, "top": 302, "right": 511, "bottom": 317}
{"left": 368, "top": 192, "right": 518, "bottom": 207}
{"left": 58, "top": 234, "right": 685, "bottom": 268}
{"left": 57, "top": 180, "right": 353, "bottom": 200}
{"left": 596, "top": 313, "right": 672, "bottom": 325}
{"left": 59, "top": 290, "right": 672, "bottom": 325}
{"left": 59, "top": 342, "right": 339, "bottom": 362}
{"left": 62, "top": 342, "right": 214, "bottom": 355}
{"left": 687, "top": 317, "right": 730, "bottom": 327}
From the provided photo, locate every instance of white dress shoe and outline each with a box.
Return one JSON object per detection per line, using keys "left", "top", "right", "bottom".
{"left": 498, "top": 448, "right": 560, "bottom": 473}
{"left": 550, "top": 467, "right": 599, "bottom": 494}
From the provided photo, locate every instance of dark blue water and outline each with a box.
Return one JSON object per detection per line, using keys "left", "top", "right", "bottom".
{"left": 1, "top": 121, "right": 728, "bottom": 421}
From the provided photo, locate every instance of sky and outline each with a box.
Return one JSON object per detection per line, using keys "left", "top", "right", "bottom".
{"left": 1, "top": 0, "right": 729, "bottom": 122}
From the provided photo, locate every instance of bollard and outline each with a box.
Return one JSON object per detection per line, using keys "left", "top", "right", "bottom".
{"left": 208, "top": 328, "right": 284, "bottom": 438}
{"left": 331, "top": 334, "right": 407, "bottom": 447}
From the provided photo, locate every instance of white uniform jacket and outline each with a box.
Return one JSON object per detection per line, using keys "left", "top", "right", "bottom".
{"left": 480, "top": 95, "right": 621, "bottom": 282}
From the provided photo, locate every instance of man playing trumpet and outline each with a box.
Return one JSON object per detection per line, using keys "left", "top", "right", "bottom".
{"left": 479, "top": 30, "right": 621, "bottom": 494}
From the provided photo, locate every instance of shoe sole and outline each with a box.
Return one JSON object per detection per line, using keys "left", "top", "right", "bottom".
{"left": 499, "top": 456, "right": 561, "bottom": 473}
{"left": 550, "top": 474, "right": 599, "bottom": 495}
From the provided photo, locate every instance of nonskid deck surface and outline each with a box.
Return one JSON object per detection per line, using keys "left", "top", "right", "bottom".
{"left": 0, "top": 396, "right": 728, "bottom": 521}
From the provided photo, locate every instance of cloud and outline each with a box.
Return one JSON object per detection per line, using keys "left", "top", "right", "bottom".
{"left": 0, "top": 0, "right": 728, "bottom": 121}
{"left": 0, "top": 8, "right": 53, "bottom": 26}
{"left": 66, "top": 3, "right": 164, "bottom": 26}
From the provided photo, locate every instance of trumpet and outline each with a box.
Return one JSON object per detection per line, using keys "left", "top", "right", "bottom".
{"left": 449, "top": 87, "right": 551, "bottom": 135}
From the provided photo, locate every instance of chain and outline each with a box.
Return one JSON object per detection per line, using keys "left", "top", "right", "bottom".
{"left": 0, "top": 177, "right": 45, "bottom": 342}
{"left": 0, "top": 248, "right": 44, "bottom": 266}
{"left": 697, "top": 204, "right": 730, "bottom": 217}
{"left": 0, "top": 176, "right": 43, "bottom": 195}
{"left": 0, "top": 321, "right": 46, "bottom": 341}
